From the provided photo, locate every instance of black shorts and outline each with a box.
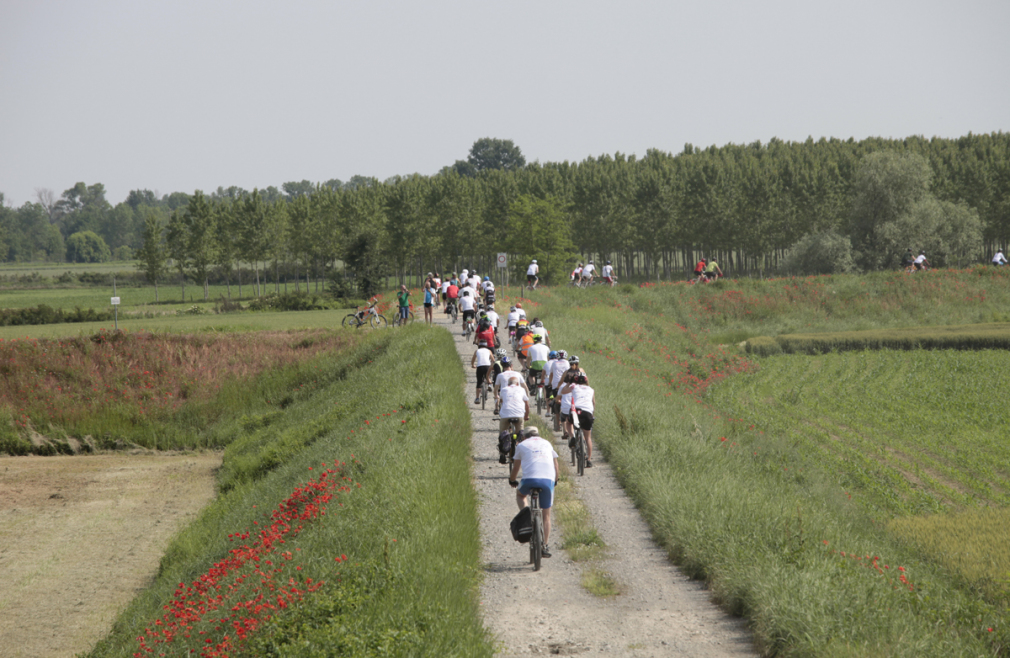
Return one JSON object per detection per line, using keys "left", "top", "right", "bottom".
{"left": 561, "top": 412, "right": 571, "bottom": 424}
{"left": 576, "top": 409, "right": 594, "bottom": 431}
{"left": 462, "top": 310, "right": 475, "bottom": 321}
{"left": 527, "top": 274, "right": 537, "bottom": 282}
{"left": 475, "top": 365, "right": 490, "bottom": 387}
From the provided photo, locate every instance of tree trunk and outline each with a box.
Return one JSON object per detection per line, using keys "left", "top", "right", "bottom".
{"left": 154, "top": 280, "right": 159, "bottom": 303}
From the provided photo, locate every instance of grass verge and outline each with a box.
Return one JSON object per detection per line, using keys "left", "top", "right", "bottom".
{"left": 86, "top": 325, "right": 492, "bottom": 657}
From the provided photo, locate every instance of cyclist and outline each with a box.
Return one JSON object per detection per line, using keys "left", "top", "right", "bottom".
{"left": 498, "top": 378, "right": 530, "bottom": 432}
{"left": 525, "top": 334, "right": 550, "bottom": 390}
{"left": 571, "top": 262, "right": 583, "bottom": 286}
{"left": 518, "top": 328, "right": 536, "bottom": 368}
{"left": 494, "top": 355, "right": 530, "bottom": 402}
{"left": 485, "top": 304, "right": 500, "bottom": 334}
{"left": 474, "top": 312, "right": 497, "bottom": 348}
{"left": 693, "top": 257, "right": 706, "bottom": 282}
{"left": 445, "top": 278, "right": 460, "bottom": 317}
{"left": 914, "top": 251, "right": 930, "bottom": 271}
{"left": 490, "top": 347, "right": 508, "bottom": 411}
{"left": 514, "top": 315, "right": 531, "bottom": 350}
{"left": 530, "top": 319, "right": 551, "bottom": 347}
{"left": 459, "top": 289, "right": 476, "bottom": 333}
{"left": 509, "top": 427, "right": 559, "bottom": 558}
{"left": 543, "top": 351, "right": 559, "bottom": 412}
{"left": 526, "top": 259, "right": 540, "bottom": 290}
{"left": 468, "top": 271, "right": 481, "bottom": 292}
{"left": 461, "top": 268, "right": 469, "bottom": 284}
{"left": 901, "top": 249, "right": 915, "bottom": 270}
{"left": 602, "top": 260, "right": 616, "bottom": 287}
{"left": 581, "top": 260, "right": 596, "bottom": 285}
{"left": 704, "top": 258, "right": 723, "bottom": 281}
{"left": 482, "top": 277, "right": 496, "bottom": 306}
{"left": 396, "top": 285, "right": 411, "bottom": 326}
{"left": 471, "top": 340, "right": 494, "bottom": 405}
{"left": 548, "top": 349, "right": 568, "bottom": 417}
{"left": 560, "top": 374, "right": 596, "bottom": 468}
{"left": 559, "top": 355, "right": 586, "bottom": 442}
{"left": 994, "top": 250, "right": 1008, "bottom": 266}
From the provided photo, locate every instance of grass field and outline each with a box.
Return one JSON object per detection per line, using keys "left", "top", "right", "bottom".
{"left": 499, "top": 276, "right": 1007, "bottom": 657}
{"left": 86, "top": 326, "right": 492, "bottom": 657}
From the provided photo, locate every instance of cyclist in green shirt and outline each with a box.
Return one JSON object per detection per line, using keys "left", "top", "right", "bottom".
{"left": 396, "top": 285, "right": 411, "bottom": 326}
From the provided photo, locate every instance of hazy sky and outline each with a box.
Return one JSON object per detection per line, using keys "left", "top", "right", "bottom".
{"left": 2, "top": 0, "right": 1008, "bottom": 207}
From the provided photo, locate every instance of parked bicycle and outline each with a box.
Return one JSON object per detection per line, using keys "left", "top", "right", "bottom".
{"left": 342, "top": 300, "right": 387, "bottom": 329}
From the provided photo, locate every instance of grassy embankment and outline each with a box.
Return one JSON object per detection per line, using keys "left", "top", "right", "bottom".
{"left": 501, "top": 268, "right": 1010, "bottom": 656}
{"left": 86, "top": 325, "right": 492, "bottom": 657}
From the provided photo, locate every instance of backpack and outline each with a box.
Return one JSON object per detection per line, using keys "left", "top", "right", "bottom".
{"left": 510, "top": 506, "right": 533, "bottom": 543}
{"left": 497, "top": 430, "right": 513, "bottom": 458}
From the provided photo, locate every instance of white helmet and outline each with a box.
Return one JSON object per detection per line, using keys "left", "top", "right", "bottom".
{"left": 532, "top": 259, "right": 537, "bottom": 264}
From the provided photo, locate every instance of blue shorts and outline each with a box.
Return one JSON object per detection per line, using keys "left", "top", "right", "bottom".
{"left": 399, "top": 306, "right": 409, "bottom": 319}
{"left": 518, "top": 478, "right": 555, "bottom": 508}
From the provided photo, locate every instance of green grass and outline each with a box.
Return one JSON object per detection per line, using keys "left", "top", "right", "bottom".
{"left": 501, "top": 282, "right": 1005, "bottom": 657}
{"left": 87, "top": 325, "right": 492, "bottom": 657}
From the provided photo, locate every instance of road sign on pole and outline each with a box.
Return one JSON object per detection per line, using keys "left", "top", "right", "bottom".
{"left": 497, "top": 253, "right": 507, "bottom": 269}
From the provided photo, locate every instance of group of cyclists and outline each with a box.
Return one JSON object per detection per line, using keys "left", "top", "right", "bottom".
{"left": 465, "top": 291, "right": 598, "bottom": 561}
{"left": 569, "top": 260, "right": 617, "bottom": 287}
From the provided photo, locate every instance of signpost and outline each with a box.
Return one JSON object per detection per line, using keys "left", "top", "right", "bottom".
{"left": 497, "top": 252, "right": 508, "bottom": 287}
{"left": 111, "top": 275, "right": 119, "bottom": 330}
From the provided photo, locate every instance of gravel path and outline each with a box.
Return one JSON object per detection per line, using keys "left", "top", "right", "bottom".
{"left": 437, "top": 312, "right": 756, "bottom": 657}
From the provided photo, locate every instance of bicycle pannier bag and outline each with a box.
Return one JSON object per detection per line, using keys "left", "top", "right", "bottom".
{"left": 510, "top": 506, "right": 533, "bottom": 543}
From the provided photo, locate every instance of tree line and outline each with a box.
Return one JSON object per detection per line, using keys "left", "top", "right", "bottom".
{"left": 2, "top": 133, "right": 1008, "bottom": 295}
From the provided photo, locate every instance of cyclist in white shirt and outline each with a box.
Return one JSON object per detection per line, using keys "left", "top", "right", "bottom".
{"left": 530, "top": 320, "right": 551, "bottom": 347}
{"left": 558, "top": 356, "right": 586, "bottom": 443}
{"left": 498, "top": 378, "right": 530, "bottom": 432}
{"left": 560, "top": 373, "right": 596, "bottom": 468}
{"left": 459, "top": 290, "right": 476, "bottom": 332}
{"left": 547, "top": 349, "right": 568, "bottom": 416}
{"left": 525, "top": 334, "right": 551, "bottom": 387}
{"left": 994, "top": 250, "right": 1007, "bottom": 266}
{"left": 601, "top": 261, "right": 615, "bottom": 287}
{"left": 509, "top": 427, "right": 559, "bottom": 558}
{"left": 526, "top": 260, "right": 539, "bottom": 290}
{"left": 471, "top": 340, "right": 494, "bottom": 404}
{"left": 914, "top": 251, "right": 930, "bottom": 271}
{"left": 581, "top": 260, "right": 596, "bottom": 284}
{"left": 461, "top": 268, "right": 469, "bottom": 283}
{"left": 494, "top": 356, "right": 529, "bottom": 406}
{"left": 571, "top": 263, "right": 583, "bottom": 286}
{"left": 485, "top": 305, "right": 500, "bottom": 333}
{"left": 515, "top": 303, "right": 527, "bottom": 320}
{"left": 440, "top": 276, "right": 452, "bottom": 305}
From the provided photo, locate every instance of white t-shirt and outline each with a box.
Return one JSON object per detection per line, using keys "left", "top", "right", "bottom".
{"left": 995, "top": 252, "right": 1006, "bottom": 264}
{"left": 914, "top": 254, "right": 926, "bottom": 264}
{"left": 486, "top": 310, "right": 499, "bottom": 327}
{"left": 572, "top": 384, "right": 594, "bottom": 414}
{"left": 516, "top": 308, "right": 527, "bottom": 319}
{"left": 515, "top": 437, "right": 558, "bottom": 481}
{"left": 499, "top": 385, "right": 528, "bottom": 419}
{"left": 441, "top": 280, "right": 451, "bottom": 293}
{"left": 560, "top": 389, "right": 574, "bottom": 414}
{"left": 468, "top": 276, "right": 481, "bottom": 290}
{"left": 474, "top": 347, "right": 492, "bottom": 367}
{"left": 602, "top": 265, "right": 613, "bottom": 278}
{"left": 573, "top": 266, "right": 583, "bottom": 276}
{"left": 531, "top": 326, "right": 548, "bottom": 340}
{"left": 507, "top": 311, "right": 520, "bottom": 327}
{"left": 495, "top": 369, "right": 524, "bottom": 391}
{"left": 459, "top": 295, "right": 475, "bottom": 311}
{"left": 549, "top": 360, "right": 568, "bottom": 388}
{"left": 527, "top": 343, "right": 550, "bottom": 368}
{"left": 461, "top": 269, "right": 469, "bottom": 281}
{"left": 582, "top": 263, "right": 596, "bottom": 275}
{"left": 527, "top": 263, "right": 538, "bottom": 276}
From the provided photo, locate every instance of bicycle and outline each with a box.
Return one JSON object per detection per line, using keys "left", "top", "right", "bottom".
{"left": 535, "top": 381, "right": 545, "bottom": 415}
{"left": 505, "top": 417, "right": 521, "bottom": 468}
{"left": 464, "top": 316, "right": 474, "bottom": 340}
{"left": 572, "top": 410, "right": 587, "bottom": 476}
{"left": 481, "top": 376, "right": 491, "bottom": 410}
{"left": 447, "top": 300, "right": 458, "bottom": 323}
{"left": 342, "top": 301, "right": 387, "bottom": 329}
{"left": 528, "top": 487, "right": 544, "bottom": 571}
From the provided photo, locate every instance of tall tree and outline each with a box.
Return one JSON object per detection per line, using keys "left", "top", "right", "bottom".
{"left": 467, "top": 138, "right": 526, "bottom": 172}
{"left": 136, "top": 210, "right": 168, "bottom": 301}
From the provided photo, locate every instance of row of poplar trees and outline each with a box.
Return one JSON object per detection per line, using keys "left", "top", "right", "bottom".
{"left": 138, "top": 132, "right": 1010, "bottom": 298}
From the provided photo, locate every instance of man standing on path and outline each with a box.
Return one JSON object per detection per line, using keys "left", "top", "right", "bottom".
{"left": 509, "top": 427, "right": 559, "bottom": 558}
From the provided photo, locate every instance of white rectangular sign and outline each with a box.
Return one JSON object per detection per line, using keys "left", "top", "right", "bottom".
{"left": 111, "top": 297, "right": 120, "bottom": 305}
{"left": 496, "top": 252, "right": 507, "bottom": 269}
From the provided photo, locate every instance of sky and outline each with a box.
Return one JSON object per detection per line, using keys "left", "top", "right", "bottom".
{"left": 1, "top": 0, "right": 1008, "bottom": 207}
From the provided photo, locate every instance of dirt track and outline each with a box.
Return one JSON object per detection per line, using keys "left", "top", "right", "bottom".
{"left": 440, "top": 311, "right": 756, "bottom": 657}
{"left": 0, "top": 452, "right": 221, "bottom": 658}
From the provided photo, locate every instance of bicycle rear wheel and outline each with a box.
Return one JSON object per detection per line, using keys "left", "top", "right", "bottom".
{"left": 576, "top": 430, "right": 586, "bottom": 476}
{"left": 531, "top": 502, "right": 543, "bottom": 571}
{"left": 481, "top": 383, "right": 487, "bottom": 409}
{"left": 536, "top": 388, "right": 543, "bottom": 414}
{"left": 342, "top": 314, "right": 356, "bottom": 328}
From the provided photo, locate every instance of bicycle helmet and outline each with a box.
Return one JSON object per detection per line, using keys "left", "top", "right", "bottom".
{"left": 501, "top": 356, "right": 511, "bottom": 366}
{"left": 548, "top": 351, "right": 558, "bottom": 360}
{"left": 495, "top": 348, "right": 507, "bottom": 359}
{"left": 509, "top": 306, "right": 516, "bottom": 312}
{"left": 532, "top": 259, "right": 537, "bottom": 264}
{"left": 568, "top": 355, "right": 580, "bottom": 364}
{"left": 534, "top": 320, "right": 543, "bottom": 328}
{"left": 484, "top": 276, "right": 489, "bottom": 281}
{"left": 556, "top": 349, "right": 567, "bottom": 359}
{"left": 606, "top": 260, "right": 611, "bottom": 264}
{"left": 463, "top": 290, "right": 470, "bottom": 296}
{"left": 533, "top": 334, "right": 543, "bottom": 343}
{"left": 516, "top": 303, "right": 522, "bottom": 309}
{"left": 575, "top": 374, "right": 588, "bottom": 385}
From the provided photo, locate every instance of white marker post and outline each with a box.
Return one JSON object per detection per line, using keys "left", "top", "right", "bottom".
{"left": 111, "top": 275, "right": 120, "bottom": 330}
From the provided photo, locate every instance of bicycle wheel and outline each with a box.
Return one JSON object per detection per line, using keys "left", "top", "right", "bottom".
{"left": 531, "top": 508, "right": 543, "bottom": 571}
{"left": 370, "top": 314, "right": 387, "bottom": 329}
{"left": 407, "top": 310, "right": 415, "bottom": 324}
{"left": 536, "top": 388, "right": 543, "bottom": 415}
{"left": 576, "top": 430, "right": 586, "bottom": 476}
{"left": 342, "top": 314, "right": 357, "bottom": 328}
{"left": 481, "top": 383, "right": 487, "bottom": 410}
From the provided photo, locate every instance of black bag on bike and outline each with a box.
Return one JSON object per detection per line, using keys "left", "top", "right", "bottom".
{"left": 497, "top": 430, "right": 513, "bottom": 458}
{"left": 510, "top": 506, "right": 533, "bottom": 543}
